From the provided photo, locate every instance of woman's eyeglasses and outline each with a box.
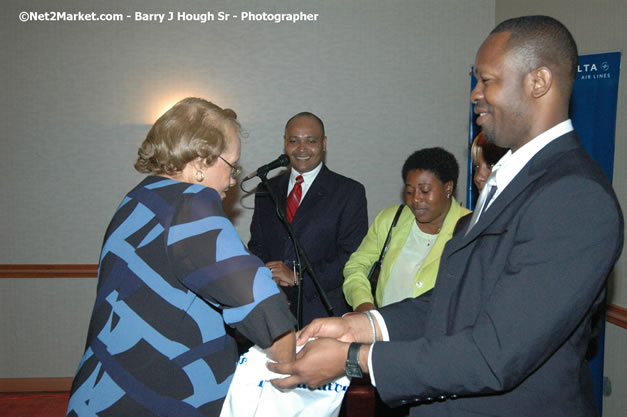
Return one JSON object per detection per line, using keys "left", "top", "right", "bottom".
{"left": 218, "top": 155, "right": 242, "bottom": 178}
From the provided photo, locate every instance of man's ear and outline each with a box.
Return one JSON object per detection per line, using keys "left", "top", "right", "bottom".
{"left": 527, "top": 66, "right": 552, "bottom": 99}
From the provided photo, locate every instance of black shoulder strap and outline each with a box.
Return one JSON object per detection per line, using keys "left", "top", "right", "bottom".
{"left": 376, "top": 203, "right": 405, "bottom": 264}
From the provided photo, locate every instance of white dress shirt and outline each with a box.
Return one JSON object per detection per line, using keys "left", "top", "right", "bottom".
{"left": 287, "top": 162, "right": 323, "bottom": 201}
{"left": 487, "top": 119, "right": 574, "bottom": 210}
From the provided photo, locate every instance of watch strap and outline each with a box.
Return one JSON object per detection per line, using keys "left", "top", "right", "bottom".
{"left": 345, "top": 342, "right": 363, "bottom": 378}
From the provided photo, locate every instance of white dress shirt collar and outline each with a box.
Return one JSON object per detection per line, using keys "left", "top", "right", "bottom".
{"left": 489, "top": 119, "right": 573, "bottom": 205}
{"left": 287, "top": 162, "right": 323, "bottom": 199}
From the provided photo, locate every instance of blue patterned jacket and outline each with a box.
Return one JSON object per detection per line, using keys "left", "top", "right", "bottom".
{"left": 67, "top": 176, "right": 295, "bottom": 417}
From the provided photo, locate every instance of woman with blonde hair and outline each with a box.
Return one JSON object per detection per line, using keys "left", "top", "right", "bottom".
{"left": 67, "top": 98, "right": 295, "bottom": 417}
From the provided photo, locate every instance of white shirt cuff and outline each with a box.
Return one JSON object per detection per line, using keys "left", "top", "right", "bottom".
{"left": 370, "top": 309, "right": 389, "bottom": 340}
{"left": 367, "top": 309, "right": 389, "bottom": 387}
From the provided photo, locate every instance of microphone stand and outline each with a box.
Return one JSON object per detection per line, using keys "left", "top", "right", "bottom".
{"left": 257, "top": 171, "right": 334, "bottom": 329}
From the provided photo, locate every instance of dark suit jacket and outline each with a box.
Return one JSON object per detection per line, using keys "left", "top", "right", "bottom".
{"left": 248, "top": 164, "right": 368, "bottom": 325}
{"left": 373, "top": 132, "right": 624, "bottom": 416}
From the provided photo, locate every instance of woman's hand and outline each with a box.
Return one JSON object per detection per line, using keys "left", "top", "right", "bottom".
{"left": 354, "top": 302, "right": 376, "bottom": 313}
{"left": 267, "top": 330, "right": 296, "bottom": 363}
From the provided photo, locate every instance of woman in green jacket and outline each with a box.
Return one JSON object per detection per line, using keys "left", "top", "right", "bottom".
{"left": 343, "top": 147, "right": 470, "bottom": 312}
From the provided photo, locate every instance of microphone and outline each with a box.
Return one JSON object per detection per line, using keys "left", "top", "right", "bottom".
{"left": 244, "top": 154, "right": 290, "bottom": 180}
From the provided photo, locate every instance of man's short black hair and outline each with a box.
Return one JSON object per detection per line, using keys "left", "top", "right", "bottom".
{"left": 491, "top": 15, "right": 578, "bottom": 96}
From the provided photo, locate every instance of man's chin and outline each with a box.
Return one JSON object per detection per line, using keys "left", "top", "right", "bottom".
{"left": 292, "top": 163, "right": 312, "bottom": 173}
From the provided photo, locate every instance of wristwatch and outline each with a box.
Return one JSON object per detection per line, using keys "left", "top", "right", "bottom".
{"left": 345, "top": 342, "right": 363, "bottom": 378}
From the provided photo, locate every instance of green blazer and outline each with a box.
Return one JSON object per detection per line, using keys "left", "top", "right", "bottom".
{"left": 343, "top": 198, "right": 470, "bottom": 309}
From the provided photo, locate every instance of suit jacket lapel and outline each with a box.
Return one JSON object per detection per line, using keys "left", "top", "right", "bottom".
{"left": 291, "top": 165, "right": 328, "bottom": 227}
{"left": 450, "top": 132, "right": 581, "bottom": 248}
{"left": 274, "top": 171, "right": 289, "bottom": 209}
{"left": 462, "top": 167, "right": 545, "bottom": 242}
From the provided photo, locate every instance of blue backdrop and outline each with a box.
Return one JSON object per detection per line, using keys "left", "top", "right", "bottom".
{"left": 467, "top": 51, "right": 621, "bottom": 415}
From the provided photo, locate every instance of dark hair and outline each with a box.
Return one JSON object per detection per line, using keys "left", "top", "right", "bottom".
{"left": 135, "top": 98, "right": 240, "bottom": 175}
{"left": 285, "top": 112, "right": 325, "bottom": 137}
{"left": 402, "top": 147, "right": 459, "bottom": 189}
{"left": 491, "top": 15, "right": 578, "bottom": 95}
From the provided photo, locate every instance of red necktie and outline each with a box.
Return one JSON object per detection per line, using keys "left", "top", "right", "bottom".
{"left": 286, "top": 175, "right": 304, "bottom": 223}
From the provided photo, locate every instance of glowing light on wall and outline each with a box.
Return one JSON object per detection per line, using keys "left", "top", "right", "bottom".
{"left": 151, "top": 97, "right": 180, "bottom": 122}
{"left": 144, "top": 87, "right": 227, "bottom": 124}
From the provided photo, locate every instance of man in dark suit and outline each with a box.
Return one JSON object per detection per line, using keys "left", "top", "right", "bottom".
{"left": 248, "top": 112, "right": 368, "bottom": 326}
{"left": 270, "top": 16, "right": 624, "bottom": 416}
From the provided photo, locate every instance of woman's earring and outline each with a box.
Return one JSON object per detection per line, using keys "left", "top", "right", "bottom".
{"left": 195, "top": 170, "right": 205, "bottom": 182}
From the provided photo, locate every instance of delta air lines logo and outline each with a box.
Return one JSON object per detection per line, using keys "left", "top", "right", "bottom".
{"left": 578, "top": 61, "right": 612, "bottom": 80}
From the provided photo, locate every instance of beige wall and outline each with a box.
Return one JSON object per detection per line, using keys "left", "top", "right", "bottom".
{"left": 494, "top": 2, "right": 626, "bottom": 416}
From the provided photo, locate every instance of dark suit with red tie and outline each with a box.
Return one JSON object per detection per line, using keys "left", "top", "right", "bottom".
{"left": 248, "top": 164, "right": 368, "bottom": 325}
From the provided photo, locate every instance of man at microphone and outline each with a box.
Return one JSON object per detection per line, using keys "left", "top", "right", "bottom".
{"left": 248, "top": 112, "right": 368, "bottom": 325}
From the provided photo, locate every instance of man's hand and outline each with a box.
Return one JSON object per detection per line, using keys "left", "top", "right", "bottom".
{"left": 268, "top": 338, "right": 349, "bottom": 389}
{"left": 266, "top": 261, "right": 298, "bottom": 287}
{"left": 296, "top": 315, "right": 374, "bottom": 346}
